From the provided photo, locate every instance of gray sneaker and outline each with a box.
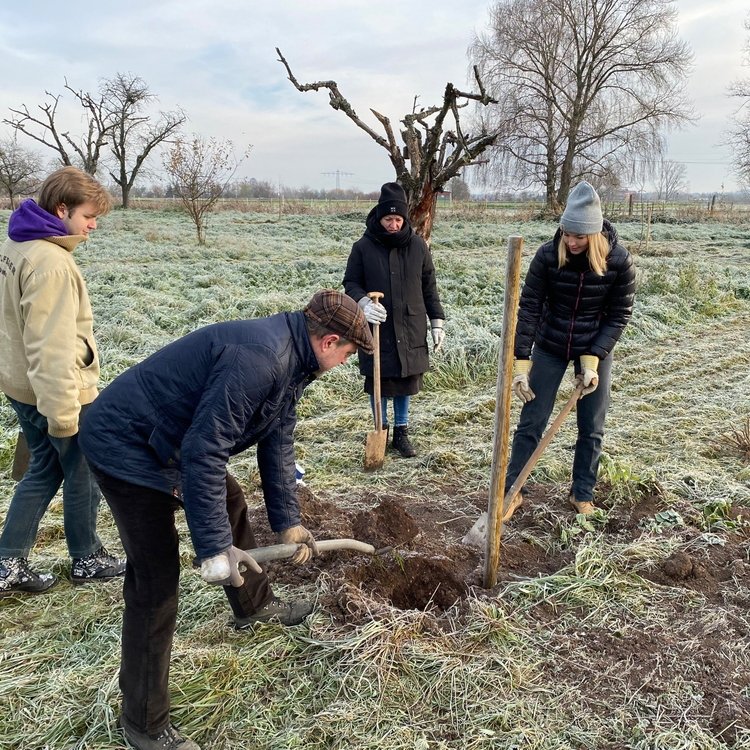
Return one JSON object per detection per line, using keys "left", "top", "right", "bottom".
{"left": 120, "top": 718, "right": 201, "bottom": 750}
{"left": 71, "top": 546, "right": 126, "bottom": 583}
{"left": 234, "top": 597, "right": 313, "bottom": 629}
{"left": 0, "top": 556, "right": 57, "bottom": 596}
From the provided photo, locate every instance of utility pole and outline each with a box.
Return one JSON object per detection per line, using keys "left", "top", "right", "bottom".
{"left": 322, "top": 169, "right": 354, "bottom": 190}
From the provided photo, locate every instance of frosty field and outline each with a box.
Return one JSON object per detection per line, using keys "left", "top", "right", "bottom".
{"left": 0, "top": 204, "right": 749, "bottom": 749}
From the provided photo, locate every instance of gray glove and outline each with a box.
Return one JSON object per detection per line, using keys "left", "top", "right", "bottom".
{"left": 430, "top": 319, "right": 445, "bottom": 352}
{"left": 277, "top": 524, "right": 319, "bottom": 564}
{"left": 201, "top": 545, "right": 262, "bottom": 588}
{"left": 358, "top": 297, "right": 387, "bottom": 324}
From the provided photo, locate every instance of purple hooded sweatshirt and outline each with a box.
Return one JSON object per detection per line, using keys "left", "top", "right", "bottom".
{"left": 8, "top": 199, "right": 68, "bottom": 242}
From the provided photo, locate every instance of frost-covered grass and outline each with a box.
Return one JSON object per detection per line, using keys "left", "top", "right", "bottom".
{"left": 1, "top": 206, "right": 749, "bottom": 749}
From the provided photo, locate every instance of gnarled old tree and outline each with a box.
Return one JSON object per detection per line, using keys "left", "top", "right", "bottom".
{"left": 277, "top": 48, "right": 498, "bottom": 242}
{"left": 0, "top": 137, "right": 43, "bottom": 208}
{"left": 103, "top": 73, "right": 185, "bottom": 208}
{"left": 471, "top": 0, "right": 694, "bottom": 212}
{"left": 5, "top": 79, "right": 113, "bottom": 175}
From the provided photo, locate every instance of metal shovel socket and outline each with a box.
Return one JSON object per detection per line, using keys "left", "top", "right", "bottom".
{"left": 246, "top": 538, "right": 385, "bottom": 563}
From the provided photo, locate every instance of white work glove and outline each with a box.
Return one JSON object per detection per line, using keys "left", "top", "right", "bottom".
{"left": 577, "top": 355, "right": 600, "bottom": 396}
{"left": 430, "top": 319, "right": 445, "bottom": 352}
{"left": 277, "top": 524, "right": 319, "bottom": 565}
{"left": 511, "top": 359, "right": 535, "bottom": 403}
{"left": 358, "top": 297, "right": 387, "bottom": 324}
{"left": 201, "top": 545, "right": 262, "bottom": 588}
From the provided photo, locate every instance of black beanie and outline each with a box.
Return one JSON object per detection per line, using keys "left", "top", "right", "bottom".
{"left": 375, "top": 182, "right": 408, "bottom": 220}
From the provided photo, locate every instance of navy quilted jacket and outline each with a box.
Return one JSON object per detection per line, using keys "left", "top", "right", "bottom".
{"left": 80, "top": 312, "right": 318, "bottom": 559}
{"left": 514, "top": 221, "right": 635, "bottom": 360}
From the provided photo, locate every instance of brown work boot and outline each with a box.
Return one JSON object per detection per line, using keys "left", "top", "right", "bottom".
{"left": 234, "top": 597, "right": 313, "bottom": 629}
{"left": 569, "top": 493, "right": 597, "bottom": 515}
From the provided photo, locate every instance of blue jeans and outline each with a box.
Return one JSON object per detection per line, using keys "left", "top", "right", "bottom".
{"left": 505, "top": 348, "right": 613, "bottom": 503}
{"left": 370, "top": 394, "right": 410, "bottom": 427}
{"left": 0, "top": 397, "right": 102, "bottom": 558}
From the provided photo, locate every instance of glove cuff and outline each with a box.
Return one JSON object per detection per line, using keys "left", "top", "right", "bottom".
{"left": 580, "top": 355, "right": 599, "bottom": 372}
{"left": 513, "top": 359, "right": 532, "bottom": 377}
{"left": 430, "top": 319, "right": 444, "bottom": 330}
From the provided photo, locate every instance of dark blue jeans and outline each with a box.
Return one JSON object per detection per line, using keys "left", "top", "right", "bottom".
{"left": 505, "top": 348, "right": 613, "bottom": 503}
{"left": 0, "top": 397, "right": 102, "bottom": 558}
{"left": 92, "top": 469, "right": 272, "bottom": 735}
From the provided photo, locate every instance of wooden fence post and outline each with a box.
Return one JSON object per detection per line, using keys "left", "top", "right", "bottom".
{"left": 484, "top": 235, "right": 524, "bottom": 589}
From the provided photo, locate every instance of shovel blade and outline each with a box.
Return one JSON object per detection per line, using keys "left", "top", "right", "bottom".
{"left": 11, "top": 431, "right": 30, "bottom": 481}
{"left": 364, "top": 429, "right": 388, "bottom": 471}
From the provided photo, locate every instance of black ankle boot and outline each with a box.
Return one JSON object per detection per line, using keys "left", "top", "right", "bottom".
{"left": 392, "top": 425, "right": 417, "bottom": 458}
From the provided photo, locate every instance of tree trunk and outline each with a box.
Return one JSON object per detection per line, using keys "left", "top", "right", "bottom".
{"left": 409, "top": 184, "right": 438, "bottom": 244}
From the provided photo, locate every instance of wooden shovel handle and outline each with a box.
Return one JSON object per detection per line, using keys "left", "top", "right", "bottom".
{"left": 368, "top": 292, "right": 384, "bottom": 431}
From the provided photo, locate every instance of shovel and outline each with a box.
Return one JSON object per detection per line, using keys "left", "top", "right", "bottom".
{"left": 11, "top": 431, "right": 30, "bottom": 481}
{"left": 245, "top": 538, "right": 391, "bottom": 563}
{"left": 462, "top": 384, "right": 584, "bottom": 547}
{"left": 364, "top": 291, "right": 388, "bottom": 471}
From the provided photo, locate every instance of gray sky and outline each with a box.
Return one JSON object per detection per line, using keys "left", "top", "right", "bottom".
{"left": 1, "top": 0, "right": 746, "bottom": 195}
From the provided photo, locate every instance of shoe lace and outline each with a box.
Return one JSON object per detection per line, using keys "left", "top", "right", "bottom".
{"left": 154, "top": 725, "right": 186, "bottom": 748}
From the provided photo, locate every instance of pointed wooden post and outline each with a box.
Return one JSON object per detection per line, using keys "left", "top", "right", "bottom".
{"left": 484, "top": 235, "right": 524, "bottom": 588}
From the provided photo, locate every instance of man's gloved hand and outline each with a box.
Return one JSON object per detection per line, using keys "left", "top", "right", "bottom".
{"left": 358, "top": 297, "right": 387, "bottom": 324}
{"left": 201, "top": 545, "right": 262, "bottom": 588}
{"left": 578, "top": 354, "right": 600, "bottom": 396}
{"left": 430, "top": 319, "right": 445, "bottom": 352}
{"left": 277, "top": 524, "right": 319, "bottom": 564}
{"left": 511, "top": 359, "right": 535, "bottom": 403}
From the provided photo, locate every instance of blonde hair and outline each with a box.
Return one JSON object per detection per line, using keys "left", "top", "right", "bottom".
{"left": 37, "top": 166, "right": 113, "bottom": 216}
{"left": 557, "top": 231, "right": 608, "bottom": 276}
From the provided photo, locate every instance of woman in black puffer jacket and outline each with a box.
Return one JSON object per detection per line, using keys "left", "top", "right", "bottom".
{"left": 343, "top": 182, "right": 446, "bottom": 457}
{"left": 506, "top": 181, "right": 635, "bottom": 515}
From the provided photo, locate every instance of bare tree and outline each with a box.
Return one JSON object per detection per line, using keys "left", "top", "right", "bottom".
{"left": 276, "top": 48, "right": 497, "bottom": 242}
{"left": 102, "top": 73, "right": 186, "bottom": 209}
{"left": 471, "top": 0, "right": 694, "bottom": 212}
{"left": 4, "top": 80, "right": 114, "bottom": 174}
{"left": 164, "top": 136, "right": 251, "bottom": 244}
{"left": 655, "top": 158, "right": 687, "bottom": 200}
{"left": 727, "top": 16, "right": 750, "bottom": 188}
{"left": 448, "top": 176, "right": 472, "bottom": 201}
{"left": 0, "top": 137, "right": 43, "bottom": 208}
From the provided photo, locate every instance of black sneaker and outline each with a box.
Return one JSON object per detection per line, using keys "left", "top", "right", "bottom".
{"left": 120, "top": 718, "right": 201, "bottom": 750}
{"left": 0, "top": 556, "right": 57, "bottom": 596}
{"left": 234, "top": 597, "right": 313, "bottom": 629}
{"left": 71, "top": 546, "right": 126, "bottom": 583}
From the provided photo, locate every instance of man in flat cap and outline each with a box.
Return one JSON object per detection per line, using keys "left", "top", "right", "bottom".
{"left": 79, "top": 289, "right": 372, "bottom": 750}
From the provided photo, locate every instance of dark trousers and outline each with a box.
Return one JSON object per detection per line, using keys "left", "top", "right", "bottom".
{"left": 505, "top": 348, "right": 613, "bottom": 503}
{"left": 92, "top": 469, "right": 272, "bottom": 734}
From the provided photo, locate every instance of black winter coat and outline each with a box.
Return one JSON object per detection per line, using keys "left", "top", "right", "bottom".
{"left": 80, "top": 312, "right": 319, "bottom": 560}
{"left": 514, "top": 220, "right": 635, "bottom": 360}
{"left": 343, "top": 210, "right": 445, "bottom": 380}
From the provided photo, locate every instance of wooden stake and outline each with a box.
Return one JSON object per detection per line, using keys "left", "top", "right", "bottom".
{"left": 484, "top": 235, "right": 524, "bottom": 588}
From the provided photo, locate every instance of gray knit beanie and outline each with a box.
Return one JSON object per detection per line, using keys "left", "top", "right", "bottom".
{"left": 560, "top": 181, "right": 603, "bottom": 235}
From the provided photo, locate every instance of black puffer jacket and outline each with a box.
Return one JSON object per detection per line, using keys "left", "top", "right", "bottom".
{"left": 80, "top": 312, "right": 318, "bottom": 559}
{"left": 514, "top": 220, "right": 635, "bottom": 360}
{"left": 343, "top": 210, "right": 445, "bottom": 378}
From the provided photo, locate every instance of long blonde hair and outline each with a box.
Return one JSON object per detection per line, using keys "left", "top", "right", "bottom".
{"left": 557, "top": 231, "right": 609, "bottom": 276}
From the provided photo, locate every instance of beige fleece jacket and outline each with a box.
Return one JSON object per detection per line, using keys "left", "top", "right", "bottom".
{"left": 0, "top": 233, "right": 99, "bottom": 437}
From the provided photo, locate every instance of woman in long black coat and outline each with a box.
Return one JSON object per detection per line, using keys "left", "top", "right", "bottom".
{"left": 343, "top": 182, "right": 445, "bottom": 457}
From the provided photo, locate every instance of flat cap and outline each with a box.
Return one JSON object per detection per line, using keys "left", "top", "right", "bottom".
{"left": 303, "top": 289, "right": 374, "bottom": 354}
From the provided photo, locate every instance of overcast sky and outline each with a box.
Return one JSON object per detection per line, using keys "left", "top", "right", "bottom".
{"left": 1, "top": 0, "right": 746, "bottom": 195}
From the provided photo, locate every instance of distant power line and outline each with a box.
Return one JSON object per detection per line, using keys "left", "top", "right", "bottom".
{"left": 322, "top": 170, "right": 354, "bottom": 189}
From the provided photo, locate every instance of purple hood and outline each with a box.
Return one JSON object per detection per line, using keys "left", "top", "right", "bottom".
{"left": 8, "top": 199, "right": 68, "bottom": 242}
